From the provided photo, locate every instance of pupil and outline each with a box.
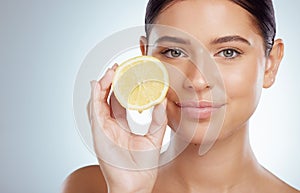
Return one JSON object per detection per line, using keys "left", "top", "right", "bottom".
{"left": 171, "top": 50, "right": 181, "bottom": 57}
{"left": 224, "top": 50, "right": 233, "bottom": 57}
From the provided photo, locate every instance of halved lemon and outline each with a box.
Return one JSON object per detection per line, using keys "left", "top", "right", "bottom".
{"left": 112, "top": 56, "right": 169, "bottom": 112}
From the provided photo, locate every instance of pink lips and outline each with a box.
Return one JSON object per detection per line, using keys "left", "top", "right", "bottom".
{"left": 175, "top": 101, "right": 224, "bottom": 120}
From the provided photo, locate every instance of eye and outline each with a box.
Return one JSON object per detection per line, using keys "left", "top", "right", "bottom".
{"left": 160, "top": 48, "right": 187, "bottom": 58}
{"left": 216, "top": 49, "right": 241, "bottom": 59}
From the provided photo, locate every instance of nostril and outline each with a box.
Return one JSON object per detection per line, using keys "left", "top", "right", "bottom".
{"left": 183, "top": 77, "right": 210, "bottom": 91}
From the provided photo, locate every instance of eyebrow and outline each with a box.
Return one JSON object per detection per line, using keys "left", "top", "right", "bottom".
{"left": 154, "top": 36, "right": 191, "bottom": 45}
{"left": 210, "top": 35, "right": 251, "bottom": 45}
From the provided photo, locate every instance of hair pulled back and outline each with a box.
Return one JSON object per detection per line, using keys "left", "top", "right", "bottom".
{"left": 145, "top": 0, "right": 276, "bottom": 55}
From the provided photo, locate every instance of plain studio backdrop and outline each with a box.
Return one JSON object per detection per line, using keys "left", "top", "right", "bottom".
{"left": 0, "top": 0, "right": 299, "bottom": 193}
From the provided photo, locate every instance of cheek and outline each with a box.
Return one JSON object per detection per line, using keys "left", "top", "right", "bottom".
{"left": 223, "top": 58, "right": 265, "bottom": 108}
{"left": 213, "top": 57, "right": 266, "bottom": 137}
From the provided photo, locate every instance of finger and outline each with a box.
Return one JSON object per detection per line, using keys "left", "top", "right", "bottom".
{"left": 146, "top": 99, "right": 168, "bottom": 146}
{"left": 87, "top": 99, "right": 91, "bottom": 124}
{"left": 91, "top": 67, "right": 115, "bottom": 124}
{"left": 111, "top": 63, "right": 118, "bottom": 71}
{"left": 99, "top": 67, "right": 115, "bottom": 104}
{"left": 87, "top": 80, "right": 96, "bottom": 123}
{"left": 90, "top": 80, "right": 104, "bottom": 124}
{"left": 110, "top": 92, "right": 130, "bottom": 131}
{"left": 109, "top": 92, "right": 126, "bottom": 119}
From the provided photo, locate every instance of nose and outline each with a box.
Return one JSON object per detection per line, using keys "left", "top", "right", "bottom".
{"left": 183, "top": 68, "right": 211, "bottom": 91}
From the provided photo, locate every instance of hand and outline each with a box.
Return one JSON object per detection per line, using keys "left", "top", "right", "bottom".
{"left": 88, "top": 65, "right": 168, "bottom": 193}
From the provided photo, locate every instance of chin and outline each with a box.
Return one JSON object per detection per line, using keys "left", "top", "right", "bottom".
{"left": 169, "top": 120, "right": 215, "bottom": 143}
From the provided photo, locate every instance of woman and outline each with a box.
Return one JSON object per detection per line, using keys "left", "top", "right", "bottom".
{"left": 62, "top": 0, "right": 299, "bottom": 192}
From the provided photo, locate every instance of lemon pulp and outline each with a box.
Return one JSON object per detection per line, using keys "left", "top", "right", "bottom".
{"left": 112, "top": 56, "right": 169, "bottom": 112}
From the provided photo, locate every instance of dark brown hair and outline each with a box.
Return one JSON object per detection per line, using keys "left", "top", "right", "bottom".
{"left": 145, "top": 0, "right": 276, "bottom": 55}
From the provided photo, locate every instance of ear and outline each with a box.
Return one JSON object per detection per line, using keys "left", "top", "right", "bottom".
{"left": 139, "top": 36, "right": 148, "bottom": 55}
{"left": 263, "top": 39, "right": 284, "bottom": 88}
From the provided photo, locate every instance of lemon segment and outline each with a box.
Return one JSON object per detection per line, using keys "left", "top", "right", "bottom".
{"left": 112, "top": 56, "right": 169, "bottom": 111}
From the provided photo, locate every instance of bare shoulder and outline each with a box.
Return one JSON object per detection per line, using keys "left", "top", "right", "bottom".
{"left": 270, "top": 181, "right": 300, "bottom": 193}
{"left": 260, "top": 168, "right": 300, "bottom": 193}
{"left": 278, "top": 181, "right": 300, "bottom": 193}
{"left": 61, "top": 165, "right": 107, "bottom": 193}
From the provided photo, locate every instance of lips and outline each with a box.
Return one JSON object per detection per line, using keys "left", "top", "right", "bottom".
{"left": 175, "top": 101, "right": 224, "bottom": 120}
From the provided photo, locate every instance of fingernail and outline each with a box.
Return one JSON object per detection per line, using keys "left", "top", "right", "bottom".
{"left": 112, "top": 63, "right": 118, "bottom": 70}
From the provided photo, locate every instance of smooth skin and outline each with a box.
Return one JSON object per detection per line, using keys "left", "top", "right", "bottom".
{"left": 61, "top": 0, "right": 299, "bottom": 193}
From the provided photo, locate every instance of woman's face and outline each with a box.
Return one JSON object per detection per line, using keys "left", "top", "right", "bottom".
{"left": 145, "top": 0, "right": 268, "bottom": 144}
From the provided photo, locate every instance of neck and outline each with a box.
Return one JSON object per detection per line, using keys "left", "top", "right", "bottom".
{"left": 167, "top": 123, "right": 260, "bottom": 191}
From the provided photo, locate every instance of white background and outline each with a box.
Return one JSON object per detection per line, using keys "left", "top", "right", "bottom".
{"left": 0, "top": 0, "right": 299, "bottom": 193}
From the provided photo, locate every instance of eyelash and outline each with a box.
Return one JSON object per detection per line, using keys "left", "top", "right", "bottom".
{"left": 160, "top": 48, "right": 188, "bottom": 59}
{"left": 159, "top": 47, "right": 242, "bottom": 61}
{"left": 215, "top": 48, "right": 242, "bottom": 59}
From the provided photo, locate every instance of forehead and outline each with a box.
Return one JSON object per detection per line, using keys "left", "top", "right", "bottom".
{"left": 154, "top": 0, "right": 260, "bottom": 44}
